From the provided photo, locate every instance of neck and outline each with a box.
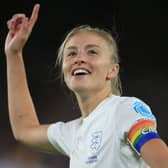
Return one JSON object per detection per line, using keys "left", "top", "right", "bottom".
{"left": 75, "top": 88, "right": 112, "bottom": 118}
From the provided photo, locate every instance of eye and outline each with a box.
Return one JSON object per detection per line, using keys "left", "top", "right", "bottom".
{"left": 87, "top": 49, "right": 97, "bottom": 55}
{"left": 67, "top": 51, "right": 77, "bottom": 57}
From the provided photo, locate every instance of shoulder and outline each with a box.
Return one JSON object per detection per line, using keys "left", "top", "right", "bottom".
{"left": 114, "top": 96, "right": 157, "bottom": 139}
{"left": 48, "top": 117, "right": 82, "bottom": 132}
{"left": 113, "top": 95, "right": 156, "bottom": 121}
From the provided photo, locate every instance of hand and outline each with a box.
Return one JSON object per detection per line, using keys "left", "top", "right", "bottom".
{"left": 5, "top": 4, "right": 40, "bottom": 56}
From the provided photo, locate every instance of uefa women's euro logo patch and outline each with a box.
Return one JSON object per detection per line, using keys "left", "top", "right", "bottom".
{"left": 133, "top": 101, "right": 155, "bottom": 120}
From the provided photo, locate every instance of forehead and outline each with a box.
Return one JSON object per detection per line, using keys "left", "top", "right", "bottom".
{"left": 64, "top": 31, "right": 110, "bottom": 49}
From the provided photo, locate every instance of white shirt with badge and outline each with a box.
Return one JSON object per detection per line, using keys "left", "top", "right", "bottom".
{"left": 47, "top": 95, "right": 158, "bottom": 168}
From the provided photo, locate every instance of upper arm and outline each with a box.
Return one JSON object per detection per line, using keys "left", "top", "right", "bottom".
{"left": 141, "top": 138, "right": 168, "bottom": 168}
{"left": 119, "top": 97, "right": 168, "bottom": 167}
{"left": 17, "top": 124, "right": 58, "bottom": 154}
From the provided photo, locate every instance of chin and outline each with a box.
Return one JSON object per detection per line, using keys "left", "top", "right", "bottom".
{"left": 70, "top": 85, "right": 90, "bottom": 93}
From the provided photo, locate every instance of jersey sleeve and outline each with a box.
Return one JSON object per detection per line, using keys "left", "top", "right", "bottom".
{"left": 47, "top": 119, "right": 80, "bottom": 157}
{"left": 119, "top": 97, "right": 160, "bottom": 156}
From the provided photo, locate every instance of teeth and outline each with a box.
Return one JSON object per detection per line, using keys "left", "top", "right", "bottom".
{"left": 73, "top": 69, "right": 89, "bottom": 75}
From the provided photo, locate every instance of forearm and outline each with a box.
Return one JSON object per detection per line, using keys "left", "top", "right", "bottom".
{"left": 6, "top": 53, "right": 40, "bottom": 140}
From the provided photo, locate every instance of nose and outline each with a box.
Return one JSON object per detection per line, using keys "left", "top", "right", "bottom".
{"left": 74, "top": 52, "right": 86, "bottom": 65}
{"left": 74, "top": 59, "right": 85, "bottom": 65}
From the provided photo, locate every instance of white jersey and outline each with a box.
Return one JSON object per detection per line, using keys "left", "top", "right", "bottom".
{"left": 47, "top": 95, "right": 158, "bottom": 168}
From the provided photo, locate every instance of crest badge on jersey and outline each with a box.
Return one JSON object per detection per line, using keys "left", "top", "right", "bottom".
{"left": 133, "top": 101, "right": 155, "bottom": 120}
{"left": 86, "top": 131, "right": 103, "bottom": 164}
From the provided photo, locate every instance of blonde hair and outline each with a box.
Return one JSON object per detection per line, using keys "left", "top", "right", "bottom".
{"left": 56, "top": 25, "right": 122, "bottom": 96}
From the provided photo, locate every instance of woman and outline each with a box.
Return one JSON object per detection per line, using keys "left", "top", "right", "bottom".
{"left": 5, "top": 4, "right": 168, "bottom": 168}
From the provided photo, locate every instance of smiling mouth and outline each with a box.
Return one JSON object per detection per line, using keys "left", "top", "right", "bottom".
{"left": 72, "top": 69, "right": 91, "bottom": 76}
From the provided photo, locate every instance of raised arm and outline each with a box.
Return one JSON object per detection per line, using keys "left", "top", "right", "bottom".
{"left": 5, "top": 4, "right": 56, "bottom": 153}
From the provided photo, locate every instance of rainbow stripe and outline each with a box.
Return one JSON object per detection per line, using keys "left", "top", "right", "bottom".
{"left": 128, "top": 119, "right": 159, "bottom": 154}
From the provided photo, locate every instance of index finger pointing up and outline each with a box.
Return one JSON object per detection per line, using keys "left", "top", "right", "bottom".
{"left": 29, "top": 4, "right": 40, "bottom": 28}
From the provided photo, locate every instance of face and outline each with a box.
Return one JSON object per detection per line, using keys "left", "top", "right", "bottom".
{"left": 62, "top": 31, "right": 119, "bottom": 95}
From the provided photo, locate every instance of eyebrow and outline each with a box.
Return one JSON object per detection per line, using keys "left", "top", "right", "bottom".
{"left": 65, "top": 44, "right": 100, "bottom": 50}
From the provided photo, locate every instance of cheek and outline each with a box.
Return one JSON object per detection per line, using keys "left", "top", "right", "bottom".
{"left": 61, "top": 63, "right": 68, "bottom": 81}
{"left": 62, "top": 58, "right": 73, "bottom": 72}
{"left": 96, "top": 61, "right": 111, "bottom": 76}
{"left": 62, "top": 61, "right": 69, "bottom": 75}
{"left": 62, "top": 62, "right": 72, "bottom": 85}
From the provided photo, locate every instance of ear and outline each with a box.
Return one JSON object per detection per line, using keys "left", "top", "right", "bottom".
{"left": 106, "top": 64, "right": 119, "bottom": 80}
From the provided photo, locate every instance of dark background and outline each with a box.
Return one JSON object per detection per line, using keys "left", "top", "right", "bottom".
{"left": 0, "top": 0, "right": 167, "bottom": 167}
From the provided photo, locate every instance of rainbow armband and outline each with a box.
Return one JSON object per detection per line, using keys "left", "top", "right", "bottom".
{"left": 127, "top": 119, "right": 160, "bottom": 155}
